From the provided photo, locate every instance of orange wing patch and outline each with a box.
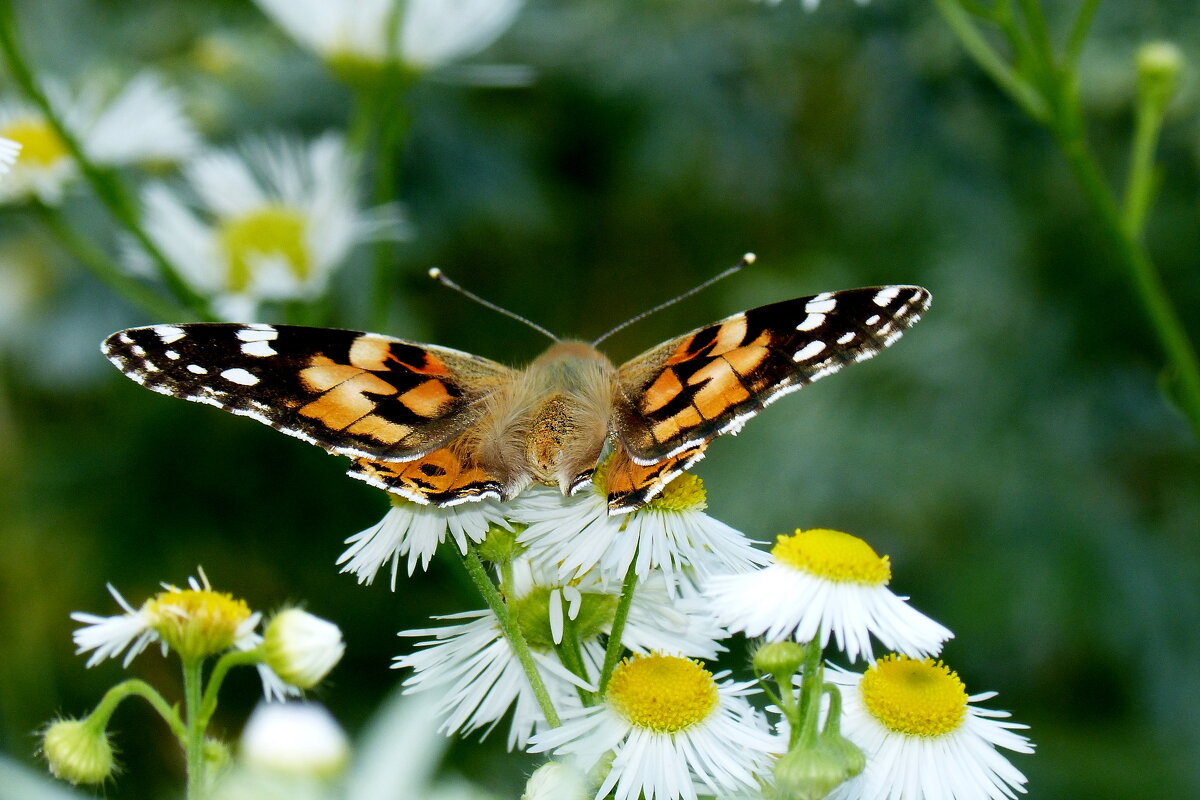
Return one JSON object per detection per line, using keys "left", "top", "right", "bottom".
{"left": 347, "top": 449, "right": 504, "bottom": 505}
{"left": 605, "top": 443, "right": 707, "bottom": 513}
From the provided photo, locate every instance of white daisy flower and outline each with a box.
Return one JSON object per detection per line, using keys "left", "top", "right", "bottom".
{"left": 135, "top": 134, "right": 404, "bottom": 319}
{"left": 826, "top": 656, "right": 1034, "bottom": 800}
{"left": 394, "top": 609, "right": 590, "bottom": 750}
{"left": 510, "top": 471, "right": 768, "bottom": 584}
{"left": 706, "top": 528, "right": 952, "bottom": 662}
{"left": 0, "top": 72, "right": 198, "bottom": 205}
{"left": 0, "top": 137, "right": 19, "bottom": 177}
{"left": 530, "top": 653, "right": 780, "bottom": 800}
{"left": 339, "top": 495, "right": 512, "bottom": 588}
{"left": 253, "top": 0, "right": 523, "bottom": 72}
{"left": 70, "top": 572, "right": 298, "bottom": 700}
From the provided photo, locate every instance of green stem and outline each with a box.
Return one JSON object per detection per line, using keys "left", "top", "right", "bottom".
{"left": 1064, "top": 0, "right": 1100, "bottom": 68}
{"left": 460, "top": 544, "right": 560, "bottom": 727}
{"left": 182, "top": 658, "right": 207, "bottom": 800}
{"left": 555, "top": 618, "right": 597, "bottom": 706}
{"left": 0, "top": 1, "right": 212, "bottom": 320}
{"left": 367, "top": 94, "right": 411, "bottom": 332}
{"left": 753, "top": 667, "right": 787, "bottom": 718}
{"left": 791, "top": 640, "right": 824, "bottom": 749}
{"left": 1122, "top": 88, "right": 1166, "bottom": 239}
{"left": 932, "top": 0, "right": 1049, "bottom": 122}
{"left": 1053, "top": 128, "right": 1200, "bottom": 434}
{"left": 598, "top": 558, "right": 639, "bottom": 696}
{"left": 197, "top": 648, "right": 263, "bottom": 730}
{"left": 87, "top": 678, "right": 186, "bottom": 745}
{"left": 938, "top": 0, "right": 1200, "bottom": 436}
{"left": 31, "top": 201, "right": 186, "bottom": 319}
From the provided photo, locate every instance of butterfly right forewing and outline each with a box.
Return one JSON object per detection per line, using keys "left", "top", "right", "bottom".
{"left": 614, "top": 286, "right": 931, "bottom": 466}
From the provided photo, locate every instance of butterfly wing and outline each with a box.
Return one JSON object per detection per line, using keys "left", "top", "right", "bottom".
{"left": 102, "top": 323, "right": 514, "bottom": 463}
{"left": 610, "top": 286, "right": 930, "bottom": 504}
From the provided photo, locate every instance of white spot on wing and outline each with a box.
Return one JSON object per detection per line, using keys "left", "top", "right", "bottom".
{"left": 241, "top": 340, "right": 277, "bottom": 357}
{"left": 805, "top": 293, "right": 837, "bottom": 314}
{"left": 131, "top": 345, "right": 146, "bottom": 357}
{"left": 873, "top": 287, "right": 901, "bottom": 307}
{"left": 797, "top": 312, "right": 826, "bottom": 332}
{"left": 165, "top": 350, "right": 180, "bottom": 360}
{"left": 865, "top": 314, "right": 881, "bottom": 326}
{"left": 118, "top": 333, "right": 134, "bottom": 345}
{"left": 221, "top": 368, "right": 259, "bottom": 386}
{"left": 793, "top": 340, "right": 827, "bottom": 362}
{"left": 237, "top": 327, "right": 278, "bottom": 342}
{"left": 153, "top": 325, "right": 186, "bottom": 344}
{"left": 836, "top": 331, "right": 856, "bottom": 345}
{"left": 187, "top": 364, "right": 208, "bottom": 375}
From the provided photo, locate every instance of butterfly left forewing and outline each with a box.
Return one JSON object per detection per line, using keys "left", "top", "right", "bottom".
{"left": 102, "top": 323, "right": 513, "bottom": 462}
{"left": 614, "top": 285, "right": 931, "bottom": 467}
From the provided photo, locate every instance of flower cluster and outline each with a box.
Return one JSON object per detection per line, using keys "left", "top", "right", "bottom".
{"left": 44, "top": 570, "right": 344, "bottom": 789}
{"left": 341, "top": 462, "right": 1032, "bottom": 800}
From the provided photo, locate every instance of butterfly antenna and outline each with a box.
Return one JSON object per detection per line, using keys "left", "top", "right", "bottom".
{"left": 591, "top": 253, "right": 756, "bottom": 346}
{"left": 428, "top": 268, "right": 559, "bottom": 342}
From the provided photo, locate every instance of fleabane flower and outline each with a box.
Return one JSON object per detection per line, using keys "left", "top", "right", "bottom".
{"left": 510, "top": 467, "right": 769, "bottom": 584}
{"left": 135, "top": 134, "right": 404, "bottom": 320}
{"left": 826, "top": 656, "right": 1034, "bottom": 800}
{"left": 0, "top": 72, "right": 198, "bottom": 205}
{"left": 530, "top": 653, "right": 780, "bottom": 800}
{"left": 70, "top": 571, "right": 298, "bottom": 699}
{"left": 706, "top": 528, "right": 952, "bottom": 662}
{"left": 253, "top": 0, "right": 523, "bottom": 76}
{"left": 262, "top": 609, "right": 345, "bottom": 690}
{"left": 339, "top": 494, "right": 513, "bottom": 587}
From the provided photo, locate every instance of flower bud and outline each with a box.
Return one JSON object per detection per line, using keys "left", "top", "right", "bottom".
{"left": 521, "top": 760, "right": 590, "bottom": 800}
{"left": 772, "top": 733, "right": 864, "bottom": 800}
{"left": 753, "top": 641, "right": 809, "bottom": 679}
{"left": 262, "top": 608, "right": 345, "bottom": 689}
{"left": 42, "top": 718, "right": 115, "bottom": 785}
{"left": 1136, "top": 41, "right": 1184, "bottom": 112}
{"left": 240, "top": 702, "right": 349, "bottom": 779}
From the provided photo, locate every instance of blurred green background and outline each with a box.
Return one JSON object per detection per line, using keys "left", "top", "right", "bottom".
{"left": 2, "top": 0, "right": 1199, "bottom": 797}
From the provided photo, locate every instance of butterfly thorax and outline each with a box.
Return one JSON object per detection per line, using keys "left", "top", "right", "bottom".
{"left": 516, "top": 340, "right": 616, "bottom": 494}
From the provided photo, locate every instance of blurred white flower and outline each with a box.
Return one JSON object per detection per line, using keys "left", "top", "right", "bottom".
{"left": 253, "top": 0, "right": 523, "bottom": 72}
{"left": 0, "top": 72, "right": 198, "bottom": 205}
{"left": 134, "top": 134, "right": 404, "bottom": 320}
{"left": 521, "top": 761, "right": 589, "bottom": 800}
{"left": 240, "top": 702, "right": 350, "bottom": 779}
{"left": 0, "top": 137, "right": 19, "bottom": 177}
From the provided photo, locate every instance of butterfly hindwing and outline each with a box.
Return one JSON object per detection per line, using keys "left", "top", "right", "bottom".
{"left": 102, "top": 323, "right": 513, "bottom": 461}
{"left": 605, "top": 442, "right": 708, "bottom": 513}
{"left": 614, "top": 285, "right": 930, "bottom": 465}
{"left": 347, "top": 450, "right": 505, "bottom": 506}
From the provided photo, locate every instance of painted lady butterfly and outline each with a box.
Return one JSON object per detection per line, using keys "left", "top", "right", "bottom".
{"left": 102, "top": 283, "right": 930, "bottom": 513}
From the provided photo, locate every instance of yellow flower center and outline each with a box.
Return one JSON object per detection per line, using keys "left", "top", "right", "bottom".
{"left": 860, "top": 655, "right": 968, "bottom": 737}
{"left": 772, "top": 528, "right": 891, "bottom": 585}
{"left": 216, "top": 205, "right": 309, "bottom": 292}
{"left": 1, "top": 117, "right": 68, "bottom": 167}
{"left": 142, "top": 588, "right": 252, "bottom": 661}
{"left": 607, "top": 653, "right": 719, "bottom": 733}
{"left": 646, "top": 472, "right": 707, "bottom": 513}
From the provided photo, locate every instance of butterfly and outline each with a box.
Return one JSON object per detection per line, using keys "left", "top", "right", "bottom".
{"left": 102, "top": 283, "right": 930, "bottom": 514}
